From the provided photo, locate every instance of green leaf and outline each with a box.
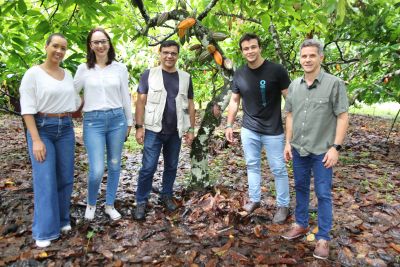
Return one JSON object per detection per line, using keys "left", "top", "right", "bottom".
{"left": 36, "top": 20, "right": 51, "bottom": 35}
{"left": 336, "top": 0, "right": 346, "bottom": 25}
{"left": 18, "top": 0, "right": 27, "bottom": 14}
{"left": 261, "top": 13, "right": 270, "bottom": 31}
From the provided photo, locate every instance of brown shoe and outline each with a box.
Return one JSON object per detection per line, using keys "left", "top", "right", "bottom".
{"left": 313, "top": 239, "right": 329, "bottom": 260}
{"left": 281, "top": 223, "right": 309, "bottom": 240}
{"left": 243, "top": 201, "right": 260, "bottom": 213}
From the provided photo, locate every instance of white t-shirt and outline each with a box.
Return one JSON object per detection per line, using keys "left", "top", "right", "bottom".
{"left": 74, "top": 61, "right": 133, "bottom": 126}
{"left": 19, "top": 66, "right": 81, "bottom": 115}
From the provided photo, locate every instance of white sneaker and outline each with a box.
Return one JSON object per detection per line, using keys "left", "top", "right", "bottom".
{"left": 105, "top": 205, "right": 121, "bottom": 220}
{"left": 85, "top": 205, "right": 96, "bottom": 220}
{"left": 61, "top": 224, "right": 71, "bottom": 233}
{"left": 36, "top": 239, "right": 51, "bottom": 248}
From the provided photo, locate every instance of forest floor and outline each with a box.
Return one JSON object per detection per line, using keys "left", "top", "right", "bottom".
{"left": 0, "top": 113, "right": 399, "bottom": 266}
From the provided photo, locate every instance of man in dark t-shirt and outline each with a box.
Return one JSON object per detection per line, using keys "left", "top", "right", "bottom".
{"left": 225, "top": 33, "right": 290, "bottom": 224}
{"left": 134, "top": 40, "right": 195, "bottom": 220}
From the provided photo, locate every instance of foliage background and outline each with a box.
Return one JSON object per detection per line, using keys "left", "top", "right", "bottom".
{"left": 1, "top": 0, "right": 399, "bottom": 112}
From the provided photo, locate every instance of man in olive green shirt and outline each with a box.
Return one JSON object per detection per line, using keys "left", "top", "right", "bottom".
{"left": 281, "top": 39, "right": 349, "bottom": 260}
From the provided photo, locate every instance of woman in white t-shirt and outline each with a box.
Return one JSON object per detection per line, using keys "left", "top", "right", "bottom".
{"left": 74, "top": 28, "right": 133, "bottom": 221}
{"left": 19, "top": 33, "right": 81, "bottom": 248}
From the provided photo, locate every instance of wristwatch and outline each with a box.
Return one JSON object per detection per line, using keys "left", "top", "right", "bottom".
{"left": 332, "top": 144, "right": 342, "bottom": 151}
{"left": 135, "top": 124, "right": 143, "bottom": 129}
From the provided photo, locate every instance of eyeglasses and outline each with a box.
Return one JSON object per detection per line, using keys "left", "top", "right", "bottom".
{"left": 161, "top": 51, "right": 178, "bottom": 57}
{"left": 91, "top": 39, "right": 109, "bottom": 46}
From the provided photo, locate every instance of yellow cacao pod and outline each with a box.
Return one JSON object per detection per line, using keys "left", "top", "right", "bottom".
{"left": 207, "top": 44, "right": 216, "bottom": 54}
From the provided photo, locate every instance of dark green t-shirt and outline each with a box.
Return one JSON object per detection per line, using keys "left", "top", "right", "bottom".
{"left": 232, "top": 60, "right": 290, "bottom": 135}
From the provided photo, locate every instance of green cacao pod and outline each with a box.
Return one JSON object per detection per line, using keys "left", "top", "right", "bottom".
{"left": 198, "top": 50, "right": 211, "bottom": 61}
{"left": 211, "top": 32, "right": 228, "bottom": 41}
{"left": 189, "top": 44, "right": 202, "bottom": 51}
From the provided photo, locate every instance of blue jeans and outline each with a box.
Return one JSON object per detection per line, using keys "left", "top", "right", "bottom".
{"left": 292, "top": 148, "right": 333, "bottom": 241}
{"left": 83, "top": 108, "right": 127, "bottom": 206}
{"left": 27, "top": 115, "right": 75, "bottom": 241}
{"left": 136, "top": 130, "right": 181, "bottom": 203}
{"left": 241, "top": 127, "right": 290, "bottom": 207}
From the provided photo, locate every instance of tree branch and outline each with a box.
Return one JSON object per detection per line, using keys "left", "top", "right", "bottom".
{"left": 325, "top": 59, "right": 360, "bottom": 66}
{"left": 49, "top": 3, "right": 59, "bottom": 21}
{"left": 382, "top": 69, "right": 400, "bottom": 82}
{"left": 215, "top": 12, "right": 261, "bottom": 24}
{"left": 132, "top": 0, "right": 150, "bottom": 23}
{"left": 269, "top": 20, "right": 287, "bottom": 68}
{"left": 198, "top": 0, "right": 219, "bottom": 21}
{"left": 0, "top": 107, "right": 20, "bottom": 116}
{"left": 148, "top": 31, "right": 177, "bottom": 46}
{"left": 67, "top": 4, "right": 78, "bottom": 26}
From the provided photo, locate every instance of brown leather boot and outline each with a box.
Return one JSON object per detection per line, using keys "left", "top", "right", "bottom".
{"left": 313, "top": 239, "right": 329, "bottom": 260}
{"left": 281, "top": 223, "right": 309, "bottom": 240}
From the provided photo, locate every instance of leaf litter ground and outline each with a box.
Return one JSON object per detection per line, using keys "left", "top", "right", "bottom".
{"left": 0, "top": 114, "right": 399, "bottom": 266}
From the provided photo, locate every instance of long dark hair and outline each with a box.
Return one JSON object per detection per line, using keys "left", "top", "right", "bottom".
{"left": 86, "top": 27, "right": 115, "bottom": 69}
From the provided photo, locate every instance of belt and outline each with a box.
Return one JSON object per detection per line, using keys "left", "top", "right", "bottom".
{"left": 37, "top": 112, "right": 72, "bottom": 118}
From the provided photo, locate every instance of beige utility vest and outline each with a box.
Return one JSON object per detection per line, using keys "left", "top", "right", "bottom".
{"left": 144, "top": 66, "right": 191, "bottom": 137}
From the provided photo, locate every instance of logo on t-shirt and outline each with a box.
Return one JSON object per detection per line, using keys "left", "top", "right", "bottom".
{"left": 260, "top": 80, "right": 266, "bottom": 107}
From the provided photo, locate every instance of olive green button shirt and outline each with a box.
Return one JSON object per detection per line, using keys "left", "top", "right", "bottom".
{"left": 285, "top": 70, "right": 349, "bottom": 156}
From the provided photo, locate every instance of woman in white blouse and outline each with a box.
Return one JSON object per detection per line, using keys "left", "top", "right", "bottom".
{"left": 19, "top": 33, "right": 81, "bottom": 248}
{"left": 74, "top": 28, "right": 133, "bottom": 221}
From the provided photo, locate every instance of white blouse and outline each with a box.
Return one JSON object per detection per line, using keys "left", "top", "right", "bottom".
{"left": 74, "top": 61, "right": 133, "bottom": 126}
{"left": 19, "top": 66, "right": 81, "bottom": 115}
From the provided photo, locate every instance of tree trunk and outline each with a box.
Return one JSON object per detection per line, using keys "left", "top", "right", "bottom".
{"left": 189, "top": 75, "right": 232, "bottom": 188}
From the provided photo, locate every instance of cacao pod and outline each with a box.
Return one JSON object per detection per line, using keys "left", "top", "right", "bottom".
{"left": 207, "top": 44, "right": 216, "bottom": 54}
{"left": 178, "top": 18, "right": 196, "bottom": 30}
{"left": 213, "top": 51, "right": 223, "bottom": 66}
{"left": 198, "top": 50, "right": 211, "bottom": 61}
{"left": 211, "top": 32, "right": 228, "bottom": 41}
{"left": 223, "top": 58, "right": 233, "bottom": 70}
{"left": 178, "top": 28, "right": 186, "bottom": 39}
{"left": 189, "top": 44, "right": 202, "bottom": 51}
{"left": 157, "top": 12, "right": 168, "bottom": 26}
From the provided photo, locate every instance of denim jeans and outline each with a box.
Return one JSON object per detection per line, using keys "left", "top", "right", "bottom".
{"left": 136, "top": 130, "right": 181, "bottom": 203}
{"left": 292, "top": 148, "right": 333, "bottom": 241}
{"left": 27, "top": 115, "right": 75, "bottom": 241}
{"left": 240, "top": 127, "right": 290, "bottom": 206}
{"left": 83, "top": 108, "right": 127, "bottom": 206}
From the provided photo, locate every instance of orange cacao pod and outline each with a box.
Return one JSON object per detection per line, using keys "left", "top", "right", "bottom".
{"left": 213, "top": 51, "right": 223, "bottom": 65}
{"left": 178, "top": 18, "right": 196, "bottom": 30}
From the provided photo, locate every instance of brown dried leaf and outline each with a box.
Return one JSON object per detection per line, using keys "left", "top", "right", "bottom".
{"left": 205, "top": 258, "right": 218, "bottom": 267}
{"left": 211, "top": 239, "right": 233, "bottom": 254}
{"left": 253, "top": 225, "right": 262, "bottom": 238}
{"left": 389, "top": 242, "right": 400, "bottom": 253}
{"left": 229, "top": 251, "right": 251, "bottom": 264}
